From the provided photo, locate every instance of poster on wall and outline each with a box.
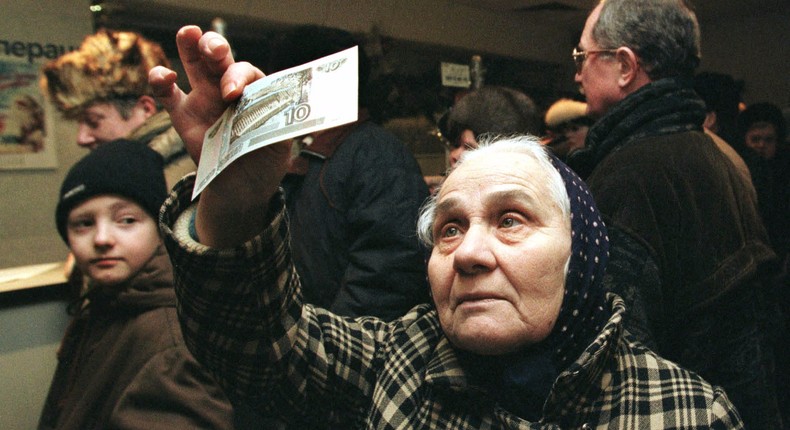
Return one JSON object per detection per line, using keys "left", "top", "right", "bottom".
{"left": 0, "top": 58, "right": 57, "bottom": 170}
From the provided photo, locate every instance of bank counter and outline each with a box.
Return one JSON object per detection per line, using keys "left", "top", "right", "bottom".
{"left": 0, "top": 263, "right": 70, "bottom": 430}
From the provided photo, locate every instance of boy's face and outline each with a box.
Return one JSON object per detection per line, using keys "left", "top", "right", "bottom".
{"left": 67, "top": 195, "right": 160, "bottom": 287}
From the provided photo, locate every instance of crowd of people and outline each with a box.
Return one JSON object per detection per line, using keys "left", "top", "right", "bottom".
{"left": 36, "top": 0, "right": 787, "bottom": 428}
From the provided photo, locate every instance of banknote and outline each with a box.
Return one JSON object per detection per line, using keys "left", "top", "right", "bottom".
{"left": 192, "top": 46, "right": 359, "bottom": 198}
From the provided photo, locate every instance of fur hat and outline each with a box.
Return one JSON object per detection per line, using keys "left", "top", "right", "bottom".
{"left": 544, "top": 99, "right": 589, "bottom": 131}
{"left": 55, "top": 140, "right": 166, "bottom": 243}
{"left": 40, "top": 29, "right": 170, "bottom": 118}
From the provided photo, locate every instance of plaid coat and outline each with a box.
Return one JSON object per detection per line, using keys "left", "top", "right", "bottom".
{"left": 161, "top": 175, "right": 743, "bottom": 429}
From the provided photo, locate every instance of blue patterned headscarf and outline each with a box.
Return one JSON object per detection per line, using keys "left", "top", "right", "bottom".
{"left": 546, "top": 154, "right": 610, "bottom": 370}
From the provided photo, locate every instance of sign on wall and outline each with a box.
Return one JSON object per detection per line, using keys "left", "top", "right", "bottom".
{"left": 440, "top": 62, "right": 471, "bottom": 88}
{"left": 0, "top": 38, "right": 74, "bottom": 170}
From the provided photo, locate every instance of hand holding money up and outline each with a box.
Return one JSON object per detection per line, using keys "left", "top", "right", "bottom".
{"left": 149, "top": 25, "right": 292, "bottom": 247}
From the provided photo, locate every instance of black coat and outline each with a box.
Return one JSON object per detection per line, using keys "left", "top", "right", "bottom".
{"left": 282, "top": 120, "right": 430, "bottom": 321}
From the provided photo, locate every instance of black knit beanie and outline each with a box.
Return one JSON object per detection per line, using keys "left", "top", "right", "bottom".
{"left": 55, "top": 140, "right": 166, "bottom": 243}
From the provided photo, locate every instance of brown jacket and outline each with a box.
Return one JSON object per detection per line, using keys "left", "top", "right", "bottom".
{"left": 38, "top": 246, "right": 233, "bottom": 430}
{"left": 586, "top": 130, "right": 774, "bottom": 316}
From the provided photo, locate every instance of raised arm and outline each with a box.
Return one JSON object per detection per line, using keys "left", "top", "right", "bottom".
{"left": 149, "top": 25, "right": 291, "bottom": 247}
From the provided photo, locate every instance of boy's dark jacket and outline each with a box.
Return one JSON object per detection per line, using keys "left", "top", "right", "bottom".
{"left": 38, "top": 245, "right": 233, "bottom": 430}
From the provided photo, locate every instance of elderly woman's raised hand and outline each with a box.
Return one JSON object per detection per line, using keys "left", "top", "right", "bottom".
{"left": 149, "top": 25, "right": 291, "bottom": 248}
{"left": 148, "top": 26, "right": 251, "bottom": 161}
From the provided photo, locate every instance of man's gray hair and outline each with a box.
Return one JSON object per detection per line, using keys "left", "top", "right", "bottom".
{"left": 593, "top": 0, "right": 701, "bottom": 80}
{"left": 417, "top": 134, "right": 570, "bottom": 247}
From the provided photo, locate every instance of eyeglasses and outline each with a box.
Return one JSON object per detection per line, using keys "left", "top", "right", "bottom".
{"left": 572, "top": 47, "right": 618, "bottom": 73}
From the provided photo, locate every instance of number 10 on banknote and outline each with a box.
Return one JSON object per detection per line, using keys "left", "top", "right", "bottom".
{"left": 192, "top": 46, "right": 359, "bottom": 199}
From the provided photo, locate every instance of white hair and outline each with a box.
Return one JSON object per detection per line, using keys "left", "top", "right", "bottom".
{"left": 417, "top": 134, "right": 570, "bottom": 246}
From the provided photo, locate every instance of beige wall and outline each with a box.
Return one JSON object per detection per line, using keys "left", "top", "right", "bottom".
{"left": 0, "top": 5, "right": 90, "bottom": 429}
{"left": 0, "top": 1, "right": 91, "bottom": 269}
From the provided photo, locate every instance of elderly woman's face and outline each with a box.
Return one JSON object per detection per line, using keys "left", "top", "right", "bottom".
{"left": 428, "top": 151, "right": 571, "bottom": 355}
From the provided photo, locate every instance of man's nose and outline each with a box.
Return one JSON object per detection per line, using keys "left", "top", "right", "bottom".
{"left": 76, "top": 123, "right": 96, "bottom": 148}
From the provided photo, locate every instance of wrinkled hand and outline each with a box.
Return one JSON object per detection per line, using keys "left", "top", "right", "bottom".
{"left": 149, "top": 26, "right": 291, "bottom": 247}
{"left": 149, "top": 25, "right": 261, "bottom": 162}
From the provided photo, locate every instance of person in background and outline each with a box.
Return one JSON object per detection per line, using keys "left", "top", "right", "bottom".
{"left": 39, "top": 140, "right": 232, "bottom": 430}
{"left": 738, "top": 102, "right": 787, "bottom": 162}
{"left": 567, "top": 1, "right": 782, "bottom": 427}
{"left": 735, "top": 102, "right": 789, "bottom": 262}
{"left": 693, "top": 72, "right": 752, "bottom": 183}
{"left": 541, "top": 98, "right": 593, "bottom": 160}
{"left": 40, "top": 28, "right": 195, "bottom": 188}
{"left": 438, "top": 85, "right": 540, "bottom": 168}
{"left": 736, "top": 104, "right": 789, "bottom": 421}
{"left": 693, "top": 72, "right": 743, "bottom": 144}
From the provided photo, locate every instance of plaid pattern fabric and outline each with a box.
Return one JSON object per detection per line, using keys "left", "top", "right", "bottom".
{"left": 161, "top": 174, "right": 744, "bottom": 429}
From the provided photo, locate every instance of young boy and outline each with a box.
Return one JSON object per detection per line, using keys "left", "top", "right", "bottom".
{"left": 39, "top": 140, "right": 233, "bottom": 430}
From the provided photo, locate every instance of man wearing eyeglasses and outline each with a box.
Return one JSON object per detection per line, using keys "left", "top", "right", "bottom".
{"left": 566, "top": 1, "right": 784, "bottom": 428}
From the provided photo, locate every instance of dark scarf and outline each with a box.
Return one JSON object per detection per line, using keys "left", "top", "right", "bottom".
{"left": 568, "top": 77, "right": 706, "bottom": 179}
{"left": 462, "top": 156, "right": 611, "bottom": 420}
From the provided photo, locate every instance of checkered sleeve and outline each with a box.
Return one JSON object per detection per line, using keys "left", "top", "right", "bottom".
{"left": 159, "top": 174, "right": 389, "bottom": 422}
{"left": 599, "top": 338, "right": 746, "bottom": 428}
{"left": 708, "top": 386, "right": 746, "bottom": 429}
{"left": 548, "top": 296, "right": 746, "bottom": 428}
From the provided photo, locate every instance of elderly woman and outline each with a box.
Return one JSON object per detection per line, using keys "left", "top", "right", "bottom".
{"left": 152, "top": 26, "right": 742, "bottom": 428}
